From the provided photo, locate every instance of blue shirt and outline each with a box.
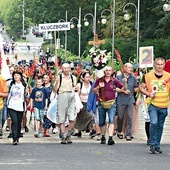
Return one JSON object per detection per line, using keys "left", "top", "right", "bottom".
{"left": 30, "top": 87, "right": 48, "bottom": 109}
{"left": 117, "top": 73, "right": 138, "bottom": 105}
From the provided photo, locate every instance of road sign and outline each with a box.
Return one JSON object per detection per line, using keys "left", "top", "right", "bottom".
{"left": 139, "top": 46, "right": 154, "bottom": 68}
{"left": 39, "top": 22, "right": 70, "bottom": 32}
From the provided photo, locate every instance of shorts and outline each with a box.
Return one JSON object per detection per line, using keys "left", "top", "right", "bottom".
{"left": 94, "top": 108, "right": 109, "bottom": 124}
{"left": 57, "top": 92, "right": 77, "bottom": 124}
{"left": 34, "top": 108, "right": 45, "bottom": 123}
{"left": 98, "top": 102, "right": 117, "bottom": 127}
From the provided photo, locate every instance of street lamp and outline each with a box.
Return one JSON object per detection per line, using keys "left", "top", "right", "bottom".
{"left": 163, "top": 0, "right": 170, "bottom": 11}
{"left": 84, "top": 2, "right": 97, "bottom": 35}
{"left": 18, "top": 0, "right": 25, "bottom": 38}
{"left": 123, "top": 0, "right": 140, "bottom": 64}
{"left": 70, "top": 7, "right": 81, "bottom": 59}
{"left": 100, "top": 0, "right": 115, "bottom": 66}
{"left": 57, "top": 11, "right": 68, "bottom": 58}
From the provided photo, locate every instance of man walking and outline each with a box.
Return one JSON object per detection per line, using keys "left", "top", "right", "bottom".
{"left": 139, "top": 57, "right": 170, "bottom": 154}
{"left": 116, "top": 63, "right": 138, "bottom": 141}
{"left": 53, "top": 63, "right": 77, "bottom": 144}
{"left": 93, "top": 66, "right": 125, "bottom": 145}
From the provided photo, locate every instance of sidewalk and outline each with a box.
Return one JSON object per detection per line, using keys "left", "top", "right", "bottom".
{"left": 1, "top": 109, "right": 170, "bottom": 145}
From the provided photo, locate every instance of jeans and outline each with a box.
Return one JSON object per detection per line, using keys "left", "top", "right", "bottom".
{"left": 8, "top": 108, "right": 24, "bottom": 140}
{"left": 2, "top": 105, "right": 7, "bottom": 128}
{"left": 0, "top": 109, "right": 2, "bottom": 129}
{"left": 148, "top": 104, "right": 168, "bottom": 147}
{"left": 98, "top": 102, "right": 116, "bottom": 127}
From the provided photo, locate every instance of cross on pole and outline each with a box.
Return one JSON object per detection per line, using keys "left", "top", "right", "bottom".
{"left": 88, "top": 34, "right": 105, "bottom": 46}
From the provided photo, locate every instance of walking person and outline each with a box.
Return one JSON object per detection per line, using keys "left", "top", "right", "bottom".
{"left": 75, "top": 71, "right": 94, "bottom": 138}
{"left": 139, "top": 57, "right": 170, "bottom": 154}
{"left": 7, "top": 70, "right": 26, "bottom": 145}
{"left": 116, "top": 63, "right": 138, "bottom": 141}
{"left": 53, "top": 63, "right": 77, "bottom": 144}
{"left": 42, "top": 73, "right": 53, "bottom": 137}
{"left": 30, "top": 76, "right": 48, "bottom": 138}
{"left": 93, "top": 66, "right": 125, "bottom": 145}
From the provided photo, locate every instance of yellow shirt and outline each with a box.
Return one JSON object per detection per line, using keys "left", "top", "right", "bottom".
{"left": 145, "top": 70, "right": 170, "bottom": 108}
{"left": 58, "top": 74, "right": 76, "bottom": 94}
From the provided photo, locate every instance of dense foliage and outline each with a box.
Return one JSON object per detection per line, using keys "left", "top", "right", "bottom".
{"left": 0, "top": 0, "right": 170, "bottom": 64}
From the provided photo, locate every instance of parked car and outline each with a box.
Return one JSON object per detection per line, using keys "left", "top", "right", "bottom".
{"left": 35, "top": 31, "right": 43, "bottom": 37}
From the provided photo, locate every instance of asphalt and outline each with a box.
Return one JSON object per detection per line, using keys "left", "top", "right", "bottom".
{"left": 0, "top": 31, "right": 170, "bottom": 170}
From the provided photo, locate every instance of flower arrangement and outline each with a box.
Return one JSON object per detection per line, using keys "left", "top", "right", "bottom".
{"left": 27, "top": 62, "right": 36, "bottom": 88}
{"left": 89, "top": 47, "right": 111, "bottom": 70}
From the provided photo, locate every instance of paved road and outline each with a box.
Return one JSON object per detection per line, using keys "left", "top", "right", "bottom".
{"left": 0, "top": 31, "right": 170, "bottom": 170}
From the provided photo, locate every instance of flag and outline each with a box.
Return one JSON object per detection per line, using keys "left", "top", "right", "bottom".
{"left": 164, "top": 59, "right": 170, "bottom": 73}
{"left": 114, "top": 48, "right": 122, "bottom": 62}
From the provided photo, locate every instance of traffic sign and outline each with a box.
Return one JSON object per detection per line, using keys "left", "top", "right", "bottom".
{"left": 39, "top": 22, "right": 70, "bottom": 32}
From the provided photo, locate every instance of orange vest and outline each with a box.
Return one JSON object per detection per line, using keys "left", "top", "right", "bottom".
{"left": 0, "top": 76, "right": 8, "bottom": 110}
{"left": 145, "top": 70, "right": 170, "bottom": 108}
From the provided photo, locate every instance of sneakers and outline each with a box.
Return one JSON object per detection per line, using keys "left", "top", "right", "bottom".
{"left": 71, "top": 132, "right": 78, "bottom": 136}
{"left": 150, "top": 145, "right": 155, "bottom": 154}
{"left": 108, "top": 138, "right": 115, "bottom": 145}
{"left": 6, "top": 126, "right": 10, "bottom": 131}
{"left": 125, "top": 136, "right": 132, "bottom": 141}
{"left": 34, "top": 132, "right": 38, "bottom": 138}
{"left": 0, "top": 131, "right": 3, "bottom": 139}
{"left": 66, "top": 136, "right": 72, "bottom": 144}
{"left": 13, "top": 139, "right": 18, "bottom": 145}
{"left": 89, "top": 130, "right": 97, "bottom": 139}
{"left": 100, "top": 136, "right": 106, "bottom": 144}
{"left": 34, "top": 132, "right": 42, "bottom": 138}
{"left": 150, "top": 145, "right": 162, "bottom": 154}
{"left": 52, "top": 127, "right": 58, "bottom": 134}
{"left": 61, "top": 138, "right": 67, "bottom": 144}
{"left": 21, "top": 129, "right": 25, "bottom": 134}
{"left": 20, "top": 133, "right": 23, "bottom": 138}
{"left": 8, "top": 133, "right": 12, "bottom": 138}
{"left": 155, "top": 147, "right": 162, "bottom": 154}
{"left": 38, "top": 132, "right": 42, "bottom": 138}
{"left": 25, "top": 126, "right": 29, "bottom": 132}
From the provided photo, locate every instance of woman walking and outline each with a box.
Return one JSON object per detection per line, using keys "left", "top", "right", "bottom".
{"left": 7, "top": 70, "right": 26, "bottom": 145}
{"left": 75, "top": 71, "right": 94, "bottom": 137}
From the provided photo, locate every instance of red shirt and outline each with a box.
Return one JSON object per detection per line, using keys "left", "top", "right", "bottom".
{"left": 94, "top": 77, "right": 123, "bottom": 101}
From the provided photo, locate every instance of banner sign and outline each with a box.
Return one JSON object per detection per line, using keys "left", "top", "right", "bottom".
{"left": 39, "top": 22, "right": 70, "bottom": 32}
{"left": 139, "top": 46, "right": 154, "bottom": 68}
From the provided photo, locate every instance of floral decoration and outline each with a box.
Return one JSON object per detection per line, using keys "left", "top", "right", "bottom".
{"left": 89, "top": 47, "right": 111, "bottom": 70}
{"left": 27, "top": 62, "right": 36, "bottom": 88}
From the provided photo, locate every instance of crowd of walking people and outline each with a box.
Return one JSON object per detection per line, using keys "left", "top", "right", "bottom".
{"left": 0, "top": 45, "right": 170, "bottom": 154}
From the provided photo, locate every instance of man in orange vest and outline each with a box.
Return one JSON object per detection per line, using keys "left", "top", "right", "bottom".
{"left": 139, "top": 57, "right": 170, "bottom": 154}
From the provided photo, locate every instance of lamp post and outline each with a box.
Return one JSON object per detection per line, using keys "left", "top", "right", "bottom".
{"left": 57, "top": 11, "right": 68, "bottom": 58}
{"left": 84, "top": 2, "right": 97, "bottom": 36}
{"left": 70, "top": 7, "right": 81, "bottom": 59}
{"left": 100, "top": 0, "right": 115, "bottom": 66}
{"left": 123, "top": 0, "right": 140, "bottom": 64}
{"left": 19, "top": 0, "right": 25, "bottom": 38}
{"left": 163, "top": 0, "right": 170, "bottom": 11}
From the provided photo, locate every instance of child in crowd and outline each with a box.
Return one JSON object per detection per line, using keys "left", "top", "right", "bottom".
{"left": 30, "top": 76, "right": 48, "bottom": 138}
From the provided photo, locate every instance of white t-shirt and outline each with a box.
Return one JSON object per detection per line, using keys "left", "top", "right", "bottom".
{"left": 8, "top": 82, "right": 25, "bottom": 111}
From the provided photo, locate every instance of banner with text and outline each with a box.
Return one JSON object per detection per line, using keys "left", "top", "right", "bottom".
{"left": 139, "top": 46, "right": 154, "bottom": 68}
{"left": 39, "top": 22, "right": 70, "bottom": 32}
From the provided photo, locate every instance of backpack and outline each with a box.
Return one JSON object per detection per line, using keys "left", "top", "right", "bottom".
{"left": 80, "top": 81, "right": 92, "bottom": 90}
{"left": 57, "top": 74, "right": 74, "bottom": 94}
